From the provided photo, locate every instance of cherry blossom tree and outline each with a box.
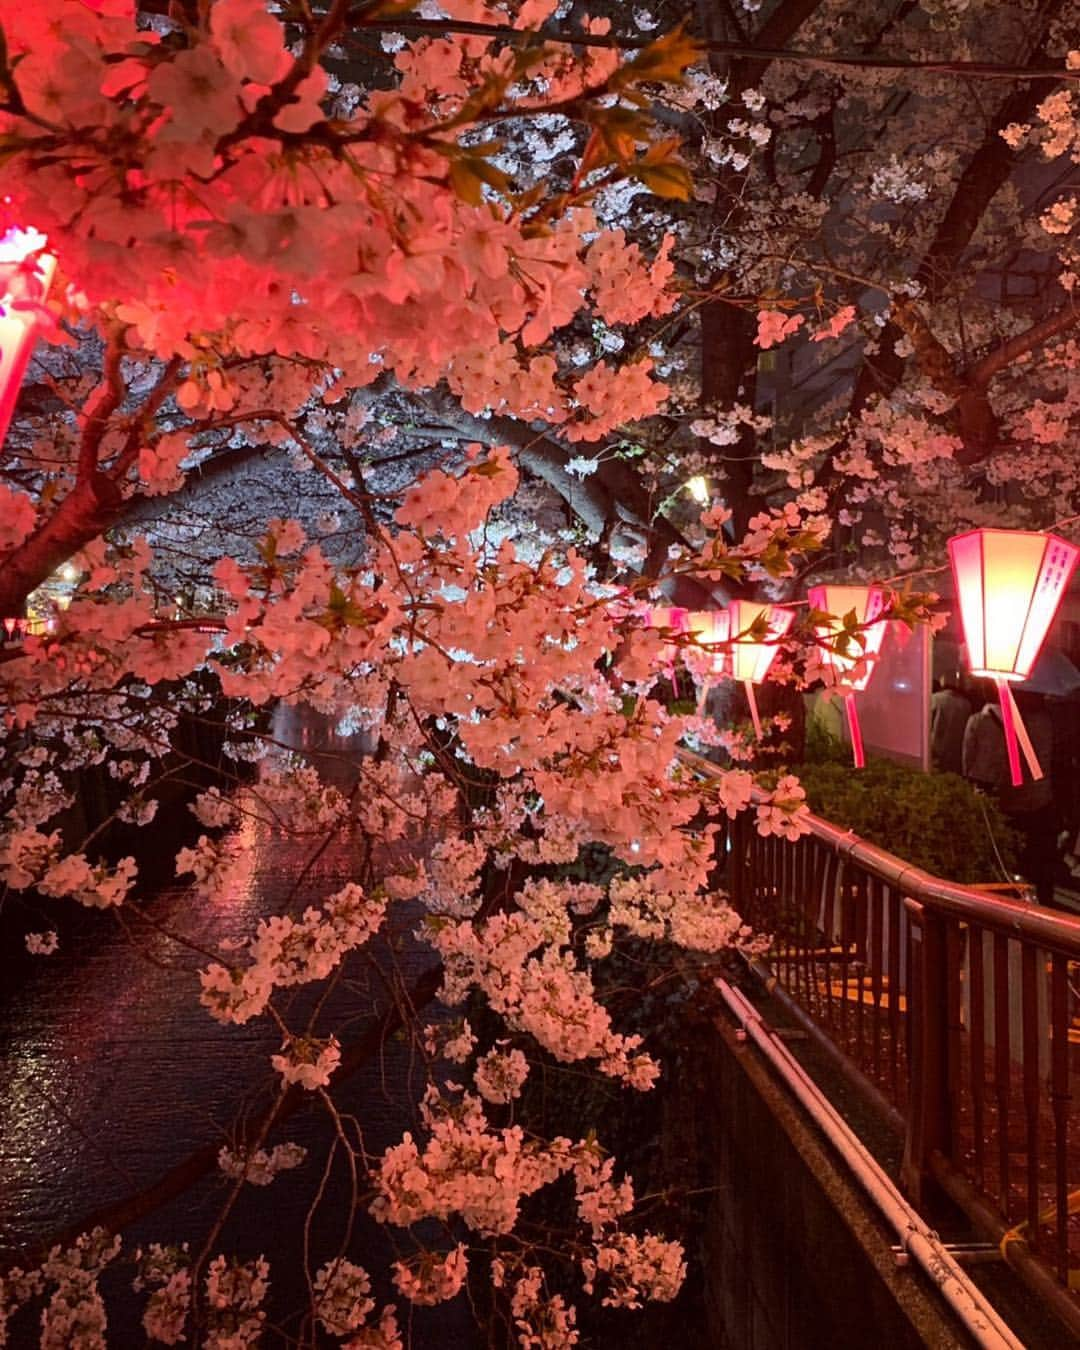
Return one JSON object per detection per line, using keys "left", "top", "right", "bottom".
{"left": 0, "top": 0, "right": 1070, "bottom": 1345}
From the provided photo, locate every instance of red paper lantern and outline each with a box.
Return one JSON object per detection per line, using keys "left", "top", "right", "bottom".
{"left": 807, "top": 583, "right": 888, "bottom": 767}
{"left": 807, "top": 584, "right": 888, "bottom": 691}
{"left": 948, "top": 529, "right": 1078, "bottom": 682}
{"left": 948, "top": 527, "right": 1080, "bottom": 785}
{"left": 686, "top": 609, "right": 730, "bottom": 712}
{"left": 686, "top": 610, "right": 729, "bottom": 672}
{"left": 728, "top": 600, "right": 794, "bottom": 739}
{"left": 0, "top": 228, "right": 57, "bottom": 449}
{"left": 648, "top": 604, "right": 690, "bottom": 694}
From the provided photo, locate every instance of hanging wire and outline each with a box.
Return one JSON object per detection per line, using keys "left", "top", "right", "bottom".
{"left": 975, "top": 792, "right": 1019, "bottom": 887}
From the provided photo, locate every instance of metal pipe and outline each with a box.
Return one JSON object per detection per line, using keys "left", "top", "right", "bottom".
{"left": 716, "top": 978, "right": 1025, "bottom": 1350}
{"left": 928, "top": 1154, "right": 1080, "bottom": 1342}
{"left": 745, "top": 955, "right": 905, "bottom": 1138}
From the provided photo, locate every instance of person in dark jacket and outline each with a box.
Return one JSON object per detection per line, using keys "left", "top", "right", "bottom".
{"left": 962, "top": 691, "right": 1057, "bottom": 905}
{"left": 930, "top": 675, "right": 972, "bottom": 774}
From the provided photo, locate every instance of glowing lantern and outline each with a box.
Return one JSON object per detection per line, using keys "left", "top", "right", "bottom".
{"left": 686, "top": 609, "right": 730, "bottom": 712}
{"left": 0, "top": 227, "right": 57, "bottom": 449}
{"left": 647, "top": 605, "right": 691, "bottom": 694}
{"left": 727, "top": 600, "right": 794, "bottom": 739}
{"left": 948, "top": 527, "right": 1080, "bottom": 786}
{"left": 2, "top": 616, "right": 16, "bottom": 638}
{"left": 808, "top": 583, "right": 888, "bottom": 768}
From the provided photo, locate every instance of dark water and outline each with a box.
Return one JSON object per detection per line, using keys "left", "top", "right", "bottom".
{"left": 0, "top": 709, "right": 475, "bottom": 1346}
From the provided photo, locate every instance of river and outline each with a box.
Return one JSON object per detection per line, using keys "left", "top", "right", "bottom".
{"left": 0, "top": 708, "right": 474, "bottom": 1346}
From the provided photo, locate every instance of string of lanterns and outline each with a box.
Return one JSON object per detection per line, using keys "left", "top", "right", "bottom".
{"left": 650, "top": 526, "right": 1079, "bottom": 781}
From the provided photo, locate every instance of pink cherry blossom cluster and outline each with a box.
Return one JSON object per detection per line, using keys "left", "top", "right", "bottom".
{"left": 507, "top": 1264, "right": 580, "bottom": 1349}
{"left": 391, "top": 1245, "right": 469, "bottom": 1307}
{"left": 312, "top": 1259, "right": 376, "bottom": 1338}
{"left": 1, "top": 1228, "right": 120, "bottom": 1350}
{"left": 580, "top": 1231, "right": 687, "bottom": 1309}
{"left": 217, "top": 1141, "right": 307, "bottom": 1187}
{"left": 370, "top": 1087, "right": 578, "bottom": 1235}
{"left": 203, "top": 1254, "right": 269, "bottom": 1349}
{"left": 133, "top": 1243, "right": 190, "bottom": 1347}
{"left": 755, "top": 775, "right": 811, "bottom": 842}
{"left": 270, "top": 1034, "right": 341, "bottom": 1091}
{"left": 474, "top": 1046, "right": 530, "bottom": 1104}
{"left": 199, "top": 882, "right": 387, "bottom": 1025}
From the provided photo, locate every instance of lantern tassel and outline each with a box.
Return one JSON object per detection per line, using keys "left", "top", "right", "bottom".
{"left": 844, "top": 693, "right": 865, "bottom": 769}
{"left": 744, "top": 680, "right": 763, "bottom": 741}
{"left": 997, "top": 678, "right": 1043, "bottom": 786}
{"left": 994, "top": 677, "right": 1023, "bottom": 788}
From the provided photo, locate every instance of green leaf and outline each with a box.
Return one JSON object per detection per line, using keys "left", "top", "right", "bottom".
{"left": 633, "top": 159, "right": 693, "bottom": 200}
{"left": 448, "top": 154, "right": 510, "bottom": 206}
{"left": 449, "top": 158, "right": 484, "bottom": 206}
{"left": 612, "top": 23, "right": 704, "bottom": 89}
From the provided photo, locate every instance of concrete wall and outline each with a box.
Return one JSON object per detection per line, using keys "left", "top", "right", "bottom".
{"left": 699, "top": 1014, "right": 970, "bottom": 1349}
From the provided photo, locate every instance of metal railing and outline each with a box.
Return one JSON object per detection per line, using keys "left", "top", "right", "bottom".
{"left": 682, "top": 751, "right": 1080, "bottom": 1325}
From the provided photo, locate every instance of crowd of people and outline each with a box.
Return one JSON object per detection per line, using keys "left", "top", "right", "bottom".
{"left": 930, "top": 675, "right": 1080, "bottom": 907}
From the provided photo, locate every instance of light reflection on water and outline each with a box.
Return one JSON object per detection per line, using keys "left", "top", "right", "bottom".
{"left": 0, "top": 709, "right": 474, "bottom": 1346}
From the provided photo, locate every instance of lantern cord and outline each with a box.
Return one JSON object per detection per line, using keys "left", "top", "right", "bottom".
{"left": 744, "top": 681, "right": 763, "bottom": 741}
{"left": 844, "top": 693, "right": 865, "bottom": 769}
{"left": 998, "top": 679, "right": 1043, "bottom": 783}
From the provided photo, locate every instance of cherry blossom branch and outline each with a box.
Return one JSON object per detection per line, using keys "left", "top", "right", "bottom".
{"left": 344, "top": 15, "right": 1079, "bottom": 82}
{"left": 76, "top": 331, "right": 125, "bottom": 483}
{"left": 106, "top": 355, "right": 183, "bottom": 481}
{"left": 967, "top": 301, "right": 1080, "bottom": 387}
{"left": 0, "top": 354, "right": 184, "bottom": 614}
{"left": 219, "top": 0, "right": 358, "bottom": 148}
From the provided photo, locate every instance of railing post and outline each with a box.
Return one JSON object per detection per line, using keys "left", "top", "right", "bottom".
{"left": 901, "top": 899, "right": 952, "bottom": 1207}
{"left": 727, "top": 811, "right": 747, "bottom": 917}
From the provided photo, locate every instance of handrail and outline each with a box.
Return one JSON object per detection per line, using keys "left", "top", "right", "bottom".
{"left": 717, "top": 979, "right": 1026, "bottom": 1350}
{"left": 677, "top": 747, "right": 1080, "bottom": 952}
{"left": 677, "top": 745, "right": 1080, "bottom": 1331}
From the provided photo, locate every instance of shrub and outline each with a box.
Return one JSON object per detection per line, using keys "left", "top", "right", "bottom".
{"left": 791, "top": 757, "right": 1018, "bottom": 884}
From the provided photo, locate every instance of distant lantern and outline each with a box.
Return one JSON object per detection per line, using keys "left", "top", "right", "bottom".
{"left": 648, "top": 604, "right": 690, "bottom": 695}
{"left": 0, "top": 227, "right": 57, "bottom": 450}
{"left": 686, "top": 609, "right": 730, "bottom": 713}
{"left": 727, "top": 600, "right": 794, "bottom": 739}
{"left": 808, "top": 583, "right": 888, "bottom": 768}
{"left": 948, "top": 527, "right": 1080, "bottom": 786}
